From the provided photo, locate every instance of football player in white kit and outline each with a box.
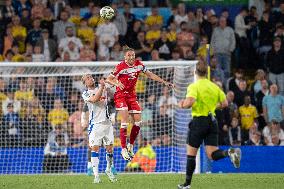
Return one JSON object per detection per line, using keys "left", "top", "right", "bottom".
{"left": 81, "top": 74, "right": 117, "bottom": 183}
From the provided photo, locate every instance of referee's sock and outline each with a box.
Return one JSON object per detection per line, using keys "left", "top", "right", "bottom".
{"left": 185, "top": 155, "right": 196, "bottom": 186}
{"left": 211, "top": 149, "right": 229, "bottom": 161}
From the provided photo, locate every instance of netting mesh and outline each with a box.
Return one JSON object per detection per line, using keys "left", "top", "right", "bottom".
{"left": 0, "top": 62, "right": 195, "bottom": 174}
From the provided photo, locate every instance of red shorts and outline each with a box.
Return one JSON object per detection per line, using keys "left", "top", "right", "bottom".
{"left": 114, "top": 92, "right": 141, "bottom": 113}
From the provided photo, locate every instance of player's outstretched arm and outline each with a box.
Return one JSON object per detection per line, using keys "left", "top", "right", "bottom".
{"left": 145, "top": 70, "right": 174, "bottom": 88}
{"left": 88, "top": 80, "right": 105, "bottom": 103}
{"left": 106, "top": 74, "right": 124, "bottom": 90}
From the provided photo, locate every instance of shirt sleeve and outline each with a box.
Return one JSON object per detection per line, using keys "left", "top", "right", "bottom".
{"left": 262, "top": 96, "right": 267, "bottom": 108}
{"left": 186, "top": 84, "right": 197, "bottom": 99}
{"left": 218, "top": 88, "right": 226, "bottom": 103}
{"left": 111, "top": 64, "right": 122, "bottom": 77}
{"left": 82, "top": 91, "right": 91, "bottom": 102}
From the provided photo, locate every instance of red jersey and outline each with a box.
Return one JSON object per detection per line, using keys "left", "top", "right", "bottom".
{"left": 111, "top": 60, "right": 147, "bottom": 97}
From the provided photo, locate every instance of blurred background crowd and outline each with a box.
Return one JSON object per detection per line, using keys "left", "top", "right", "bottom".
{"left": 0, "top": 0, "right": 283, "bottom": 154}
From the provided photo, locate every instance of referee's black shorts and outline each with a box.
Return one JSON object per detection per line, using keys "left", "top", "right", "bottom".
{"left": 186, "top": 116, "right": 218, "bottom": 148}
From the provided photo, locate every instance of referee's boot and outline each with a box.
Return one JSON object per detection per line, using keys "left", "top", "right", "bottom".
{"left": 177, "top": 184, "right": 191, "bottom": 189}
{"left": 228, "top": 148, "right": 242, "bottom": 168}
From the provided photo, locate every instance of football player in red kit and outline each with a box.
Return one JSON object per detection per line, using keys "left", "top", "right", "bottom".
{"left": 106, "top": 46, "right": 174, "bottom": 161}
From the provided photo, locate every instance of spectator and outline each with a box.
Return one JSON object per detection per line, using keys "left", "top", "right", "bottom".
{"left": 158, "top": 86, "right": 177, "bottom": 117}
{"left": 174, "top": 3, "right": 188, "bottom": 26}
{"left": 31, "top": 45, "right": 44, "bottom": 62}
{"left": 228, "top": 117, "right": 242, "bottom": 146}
{"left": 263, "top": 120, "right": 284, "bottom": 145}
{"left": 110, "top": 42, "right": 123, "bottom": 61}
{"left": 13, "top": 0, "right": 31, "bottom": 17}
{"left": 68, "top": 6, "right": 82, "bottom": 26}
{"left": 112, "top": 3, "right": 127, "bottom": 45}
{"left": 125, "top": 138, "right": 156, "bottom": 173}
{"left": 153, "top": 29, "right": 175, "bottom": 60}
{"left": 210, "top": 56, "right": 225, "bottom": 84}
{"left": 3, "top": 25, "right": 14, "bottom": 56}
{"left": 235, "top": 7, "right": 251, "bottom": 38}
{"left": 11, "top": 15, "right": 27, "bottom": 53}
{"left": 77, "top": 18, "right": 95, "bottom": 47}
{"left": 228, "top": 69, "right": 244, "bottom": 93}
{"left": 250, "top": 69, "right": 267, "bottom": 100}
{"left": 145, "top": 24, "right": 161, "bottom": 46}
{"left": 171, "top": 48, "right": 182, "bottom": 60}
{"left": 131, "top": 31, "right": 151, "bottom": 61}
{"left": 186, "top": 10, "right": 199, "bottom": 34}
{"left": 2, "top": 103, "right": 22, "bottom": 146}
{"left": 43, "top": 125, "right": 71, "bottom": 173}
{"left": 266, "top": 37, "right": 284, "bottom": 95}
{"left": 48, "top": 99, "right": 69, "bottom": 128}
{"left": 167, "top": 22, "right": 177, "bottom": 42}
{"left": 145, "top": 6, "right": 163, "bottom": 28}
{"left": 20, "top": 8, "right": 32, "bottom": 31}
{"left": 245, "top": 131, "right": 264, "bottom": 145}
{"left": 25, "top": 43, "right": 33, "bottom": 56}
{"left": 221, "top": 8, "right": 233, "bottom": 28}
{"left": 52, "top": 0, "right": 67, "bottom": 19}
{"left": 40, "top": 8, "right": 55, "bottom": 35}
{"left": 79, "top": 41, "right": 96, "bottom": 61}
{"left": 183, "top": 46, "right": 195, "bottom": 60}
{"left": 4, "top": 50, "right": 14, "bottom": 62}
{"left": 53, "top": 10, "right": 75, "bottom": 42}
{"left": 2, "top": 89, "right": 21, "bottom": 115}
{"left": 177, "top": 21, "right": 195, "bottom": 58}
{"left": 255, "top": 79, "right": 269, "bottom": 130}
{"left": 234, "top": 80, "right": 251, "bottom": 107}
{"left": 145, "top": 94, "right": 158, "bottom": 116}
{"left": 150, "top": 49, "right": 162, "bottom": 61}
{"left": 31, "top": 0, "right": 45, "bottom": 19}
{"left": 274, "top": 2, "right": 284, "bottom": 25}
{"left": 26, "top": 18, "right": 42, "bottom": 46}
{"left": 211, "top": 16, "right": 236, "bottom": 80}
{"left": 96, "top": 19, "right": 119, "bottom": 60}
{"left": 239, "top": 95, "right": 258, "bottom": 141}
{"left": 125, "top": 20, "right": 142, "bottom": 45}
{"left": 152, "top": 105, "right": 172, "bottom": 146}
{"left": 68, "top": 100, "right": 85, "bottom": 144}
{"left": 83, "top": 2, "right": 95, "bottom": 19}
{"left": 197, "top": 35, "right": 213, "bottom": 60}
{"left": 166, "top": 6, "right": 177, "bottom": 27}
{"left": 201, "top": 14, "right": 218, "bottom": 41}
{"left": 36, "top": 29, "right": 57, "bottom": 62}
{"left": 262, "top": 84, "right": 284, "bottom": 123}
{"left": 58, "top": 29, "right": 82, "bottom": 59}
{"left": 123, "top": 2, "right": 136, "bottom": 31}
{"left": 87, "top": 6, "right": 103, "bottom": 28}
{"left": 258, "top": 11, "right": 274, "bottom": 47}
{"left": 15, "top": 79, "right": 34, "bottom": 102}
{"left": 1, "top": 0, "right": 15, "bottom": 25}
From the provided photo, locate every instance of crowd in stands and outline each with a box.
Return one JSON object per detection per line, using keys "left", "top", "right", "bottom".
{"left": 0, "top": 0, "right": 283, "bottom": 150}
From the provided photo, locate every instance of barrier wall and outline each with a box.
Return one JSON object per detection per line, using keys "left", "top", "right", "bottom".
{"left": 1, "top": 146, "right": 284, "bottom": 174}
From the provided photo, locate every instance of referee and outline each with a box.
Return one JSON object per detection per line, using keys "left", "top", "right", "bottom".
{"left": 177, "top": 61, "right": 241, "bottom": 189}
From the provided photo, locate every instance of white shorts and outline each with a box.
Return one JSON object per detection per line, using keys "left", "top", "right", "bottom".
{"left": 88, "top": 120, "right": 114, "bottom": 147}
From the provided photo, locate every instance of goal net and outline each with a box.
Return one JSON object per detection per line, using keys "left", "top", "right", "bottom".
{"left": 0, "top": 61, "right": 196, "bottom": 174}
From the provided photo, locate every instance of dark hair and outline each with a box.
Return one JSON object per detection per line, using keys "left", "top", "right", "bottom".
{"left": 123, "top": 45, "right": 134, "bottom": 53}
{"left": 196, "top": 61, "right": 207, "bottom": 77}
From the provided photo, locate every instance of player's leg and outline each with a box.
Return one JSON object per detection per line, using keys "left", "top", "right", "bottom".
{"left": 178, "top": 119, "right": 205, "bottom": 189}
{"left": 115, "top": 97, "right": 132, "bottom": 160}
{"left": 88, "top": 123, "right": 103, "bottom": 183}
{"left": 128, "top": 98, "right": 142, "bottom": 158}
{"left": 103, "top": 122, "right": 117, "bottom": 182}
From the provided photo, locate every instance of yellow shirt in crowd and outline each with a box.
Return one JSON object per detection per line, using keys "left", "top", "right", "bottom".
{"left": 88, "top": 16, "right": 104, "bottom": 28}
{"left": 77, "top": 27, "right": 95, "bottom": 43}
{"left": 48, "top": 109, "right": 69, "bottom": 126}
{"left": 239, "top": 104, "right": 258, "bottom": 130}
{"left": 15, "top": 90, "right": 34, "bottom": 101}
{"left": 145, "top": 15, "right": 163, "bottom": 26}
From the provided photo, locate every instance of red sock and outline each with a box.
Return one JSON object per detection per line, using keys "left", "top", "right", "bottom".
{"left": 120, "top": 128, "right": 127, "bottom": 148}
{"left": 130, "top": 125, "right": 140, "bottom": 145}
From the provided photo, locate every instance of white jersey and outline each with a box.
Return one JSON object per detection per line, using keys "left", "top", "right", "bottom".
{"left": 82, "top": 87, "right": 110, "bottom": 124}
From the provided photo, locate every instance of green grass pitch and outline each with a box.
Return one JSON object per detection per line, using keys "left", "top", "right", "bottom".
{"left": 1, "top": 174, "right": 284, "bottom": 189}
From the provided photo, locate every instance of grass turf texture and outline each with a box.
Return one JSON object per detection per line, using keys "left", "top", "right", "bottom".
{"left": 0, "top": 174, "right": 283, "bottom": 189}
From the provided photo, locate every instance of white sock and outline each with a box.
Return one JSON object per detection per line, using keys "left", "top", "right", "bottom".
{"left": 91, "top": 151, "right": 99, "bottom": 177}
{"left": 106, "top": 153, "right": 113, "bottom": 172}
{"left": 87, "top": 162, "right": 92, "bottom": 169}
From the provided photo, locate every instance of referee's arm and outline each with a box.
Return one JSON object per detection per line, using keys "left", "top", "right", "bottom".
{"left": 178, "top": 97, "right": 195, "bottom": 109}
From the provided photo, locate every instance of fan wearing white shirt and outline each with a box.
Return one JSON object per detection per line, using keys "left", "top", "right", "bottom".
{"left": 32, "top": 45, "right": 45, "bottom": 62}
{"left": 81, "top": 74, "right": 117, "bottom": 184}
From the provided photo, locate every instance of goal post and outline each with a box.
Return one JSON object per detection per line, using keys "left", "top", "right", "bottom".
{"left": 0, "top": 61, "right": 197, "bottom": 174}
